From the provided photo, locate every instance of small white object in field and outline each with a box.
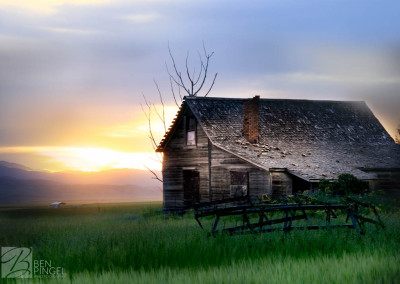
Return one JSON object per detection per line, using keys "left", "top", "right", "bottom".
{"left": 49, "top": 202, "right": 66, "bottom": 208}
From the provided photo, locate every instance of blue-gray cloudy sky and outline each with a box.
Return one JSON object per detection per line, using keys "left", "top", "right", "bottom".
{"left": 0, "top": 0, "right": 399, "bottom": 171}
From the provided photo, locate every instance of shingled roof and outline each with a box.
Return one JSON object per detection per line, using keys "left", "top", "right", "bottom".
{"left": 158, "top": 96, "right": 400, "bottom": 181}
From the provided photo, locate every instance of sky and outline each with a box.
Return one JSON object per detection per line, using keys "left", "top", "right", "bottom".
{"left": 0, "top": 0, "right": 399, "bottom": 172}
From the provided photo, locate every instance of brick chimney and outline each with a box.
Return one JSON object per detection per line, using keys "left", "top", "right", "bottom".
{"left": 243, "top": 95, "right": 260, "bottom": 143}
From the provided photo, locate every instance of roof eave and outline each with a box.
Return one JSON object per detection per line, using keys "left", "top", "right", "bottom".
{"left": 155, "top": 102, "right": 187, "bottom": 152}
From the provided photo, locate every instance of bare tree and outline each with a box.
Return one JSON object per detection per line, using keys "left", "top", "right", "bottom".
{"left": 140, "top": 93, "right": 164, "bottom": 183}
{"left": 166, "top": 43, "right": 218, "bottom": 99}
{"left": 142, "top": 44, "right": 218, "bottom": 182}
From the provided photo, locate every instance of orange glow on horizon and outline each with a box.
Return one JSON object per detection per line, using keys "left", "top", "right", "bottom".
{"left": 0, "top": 146, "right": 162, "bottom": 172}
{"left": 0, "top": 104, "right": 177, "bottom": 172}
{"left": 76, "top": 168, "right": 101, "bottom": 172}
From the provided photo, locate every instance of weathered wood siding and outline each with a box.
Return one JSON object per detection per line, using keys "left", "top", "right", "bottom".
{"left": 163, "top": 109, "right": 210, "bottom": 212}
{"left": 162, "top": 110, "right": 294, "bottom": 212}
{"left": 209, "top": 145, "right": 271, "bottom": 201}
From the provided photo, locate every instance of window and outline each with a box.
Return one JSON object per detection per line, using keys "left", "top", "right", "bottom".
{"left": 186, "top": 117, "right": 196, "bottom": 146}
{"left": 230, "top": 171, "right": 248, "bottom": 197}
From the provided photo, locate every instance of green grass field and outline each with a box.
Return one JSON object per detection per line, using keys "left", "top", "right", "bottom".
{"left": 0, "top": 200, "right": 399, "bottom": 283}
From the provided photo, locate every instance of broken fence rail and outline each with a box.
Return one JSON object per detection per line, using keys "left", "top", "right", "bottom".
{"left": 190, "top": 195, "right": 384, "bottom": 236}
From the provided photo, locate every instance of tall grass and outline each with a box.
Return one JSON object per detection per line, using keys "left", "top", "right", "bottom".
{"left": 0, "top": 201, "right": 399, "bottom": 283}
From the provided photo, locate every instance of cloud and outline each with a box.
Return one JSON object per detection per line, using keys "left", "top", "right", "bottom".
{"left": 106, "top": 105, "right": 178, "bottom": 138}
{"left": 122, "top": 13, "right": 159, "bottom": 23}
{"left": 305, "top": 45, "right": 400, "bottom": 82}
{"left": 0, "top": 0, "right": 114, "bottom": 14}
{"left": 259, "top": 72, "right": 400, "bottom": 86}
{"left": 41, "top": 27, "right": 99, "bottom": 35}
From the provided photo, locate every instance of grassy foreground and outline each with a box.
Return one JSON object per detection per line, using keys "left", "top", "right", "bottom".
{"left": 0, "top": 201, "right": 399, "bottom": 283}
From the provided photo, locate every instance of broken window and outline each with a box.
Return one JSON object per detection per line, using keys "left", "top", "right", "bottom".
{"left": 230, "top": 171, "right": 248, "bottom": 197}
{"left": 186, "top": 117, "right": 196, "bottom": 146}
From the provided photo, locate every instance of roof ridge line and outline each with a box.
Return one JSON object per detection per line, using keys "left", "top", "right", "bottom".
{"left": 184, "top": 96, "right": 366, "bottom": 103}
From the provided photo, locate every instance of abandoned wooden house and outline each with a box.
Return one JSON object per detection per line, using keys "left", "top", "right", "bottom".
{"left": 156, "top": 96, "right": 400, "bottom": 212}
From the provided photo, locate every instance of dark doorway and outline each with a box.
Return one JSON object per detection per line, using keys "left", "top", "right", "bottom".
{"left": 291, "top": 174, "right": 310, "bottom": 194}
{"left": 183, "top": 170, "right": 200, "bottom": 205}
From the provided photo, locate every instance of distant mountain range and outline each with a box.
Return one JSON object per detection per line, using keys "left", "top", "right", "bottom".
{"left": 0, "top": 161, "right": 162, "bottom": 204}
{"left": 0, "top": 161, "right": 32, "bottom": 171}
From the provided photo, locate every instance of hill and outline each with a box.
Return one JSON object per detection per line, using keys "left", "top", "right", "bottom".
{"left": 0, "top": 161, "right": 162, "bottom": 204}
{"left": 0, "top": 161, "right": 32, "bottom": 171}
{"left": 0, "top": 178, "right": 161, "bottom": 204}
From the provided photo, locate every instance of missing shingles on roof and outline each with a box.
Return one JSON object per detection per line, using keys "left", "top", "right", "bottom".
{"left": 158, "top": 97, "right": 400, "bottom": 180}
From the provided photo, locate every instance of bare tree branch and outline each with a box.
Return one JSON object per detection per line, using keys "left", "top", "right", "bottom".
{"left": 177, "top": 81, "right": 182, "bottom": 101}
{"left": 191, "top": 66, "right": 196, "bottom": 83}
{"left": 168, "top": 43, "right": 190, "bottom": 95}
{"left": 145, "top": 165, "right": 163, "bottom": 182}
{"left": 167, "top": 42, "right": 217, "bottom": 97}
{"left": 185, "top": 51, "right": 195, "bottom": 96}
{"left": 140, "top": 94, "right": 158, "bottom": 150}
{"left": 204, "top": 72, "right": 218, "bottom": 97}
{"left": 193, "top": 43, "right": 215, "bottom": 96}
{"left": 153, "top": 79, "right": 166, "bottom": 132}
{"left": 141, "top": 94, "right": 164, "bottom": 183}
{"left": 169, "top": 76, "right": 180, "bottom": 107}
{"left": 193, "top": 51, "right": 204, "bottom": 85}
{"left": 166, "top": 63, "right": 188, "bottom": 95}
